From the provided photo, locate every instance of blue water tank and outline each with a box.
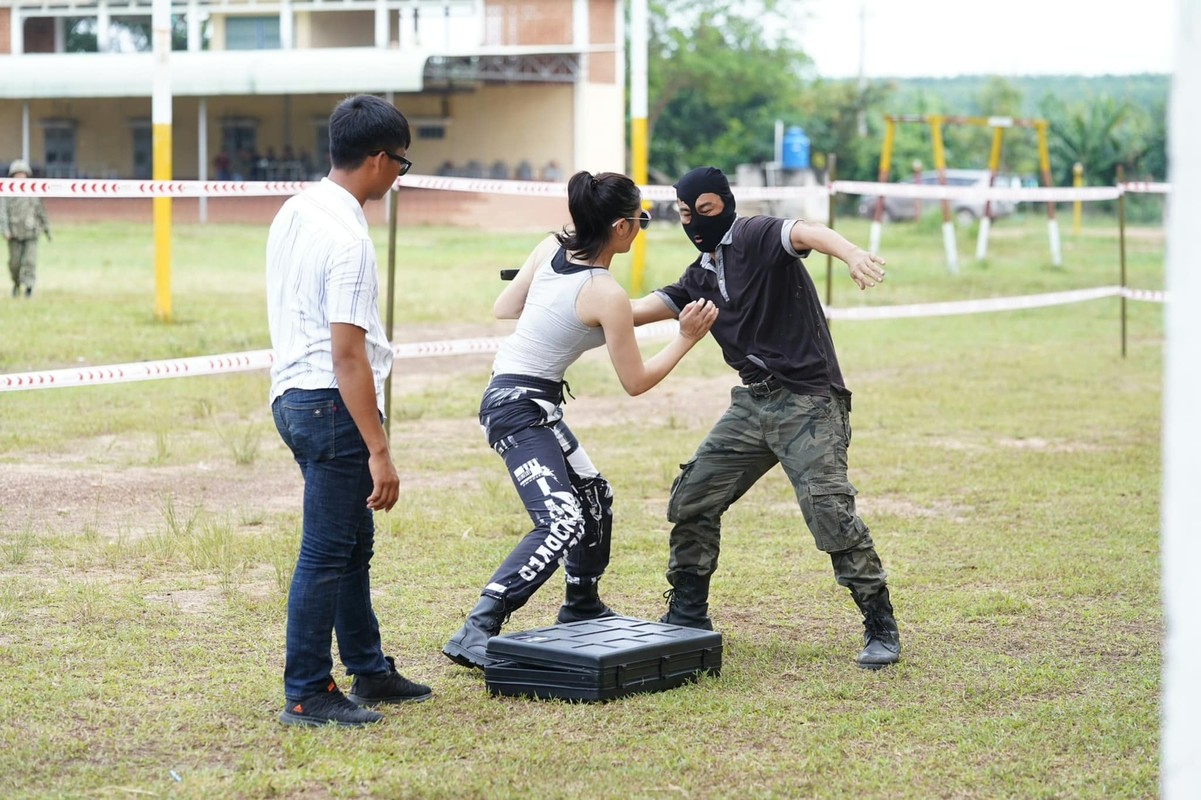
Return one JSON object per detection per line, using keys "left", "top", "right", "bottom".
{"left": 782, "top": 126, "right": 810, "bottom": 170}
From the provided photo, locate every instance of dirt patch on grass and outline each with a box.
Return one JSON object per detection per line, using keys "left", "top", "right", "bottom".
{"left": 0, "top": 323, "right": 742, "bottom": 544}
{"left": 0, "top": 456, "right": 300, "bottom": 540}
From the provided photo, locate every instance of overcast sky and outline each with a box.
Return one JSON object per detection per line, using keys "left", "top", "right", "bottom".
{"left": 791, "top": 0, "right": 1176, "bottom": 79}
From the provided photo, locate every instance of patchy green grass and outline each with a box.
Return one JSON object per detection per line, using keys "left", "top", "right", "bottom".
{"left": 0, "top": 213, "right": 1162, "bottom": 799}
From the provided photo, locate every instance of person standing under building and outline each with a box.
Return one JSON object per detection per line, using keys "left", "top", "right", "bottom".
{"left": 1, "top": 159, "right": 51, "bottom": 298}
{"left": 266, "top": 94, "right": 430, "bottom": 727}
{"left": 630, "top": 166, "right": 901, "bottom": 669}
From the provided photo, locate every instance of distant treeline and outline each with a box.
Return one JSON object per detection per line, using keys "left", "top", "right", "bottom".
{"left": 884, "top": 74, "right": 1169, "bottom": 121}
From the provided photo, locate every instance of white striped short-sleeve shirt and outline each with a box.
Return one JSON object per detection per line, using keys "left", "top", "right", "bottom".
{"left": 266, "top": 178, "right": 392, "bottom": 415}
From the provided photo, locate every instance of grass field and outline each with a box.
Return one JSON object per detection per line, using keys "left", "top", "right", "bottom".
{"left": 0, "top": 209, "right": 1164, "bottom": 799}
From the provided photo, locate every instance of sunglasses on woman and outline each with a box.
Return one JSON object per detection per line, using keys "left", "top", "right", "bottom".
{"left": 612, "top": 210, "right": 652, "bottom": 230}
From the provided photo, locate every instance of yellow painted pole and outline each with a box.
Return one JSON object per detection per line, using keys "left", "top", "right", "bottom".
{"left": 930, "top": 114, "right": 950, "bottom": 222}
{"left": 929, "top": 114, "right": 959, "bottom": 273}
{"left": 152, "top": 0, "right": 172, "bottom": 321}
{"left": 975, "top": 124, "right": 1006, "bottom": 261}
{"left": 872, "top": 116, "right": 896, "bottom": 220}
{"left": 983, "top": 124, "right": 1005, "bottom": 218}
{"left": 867, "top": 117, "right": 895, "bottom": 255}
{"left": 1072, "top": 162, "right": 1084, "bottom": 233}
{"left": 1035, "top": 119, "right": 1062, "bottom": 266}
{"left": 986, "top": 125, "right": 1005, "bottom": 173}
{"left": 629, "top": 0, "right": 649, "bottom": 296}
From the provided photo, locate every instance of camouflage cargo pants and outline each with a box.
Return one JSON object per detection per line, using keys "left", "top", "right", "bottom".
{"left": 666, "top": 385, "right": 888, "bottom": 596}
{"left": 8, "top": 238, "right": 37, "bottom": 289}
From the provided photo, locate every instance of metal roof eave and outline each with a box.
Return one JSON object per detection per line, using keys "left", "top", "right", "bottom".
{"left": 0, "top": 49, "right": 431, "bottom": 98}
{"left": 0, "top": 44, "right": 609, "bottom": 99}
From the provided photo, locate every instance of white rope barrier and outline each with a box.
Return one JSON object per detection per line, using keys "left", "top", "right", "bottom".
{"left": 0, "top": 293, "right": 1163, "bottom": 393}
{"left": 824, "top": 286, "right": 1119, "bottom": 321}
{"left": 0, "top": 175, "right": 1172, "bottom": 201}
{"left": 831, "top": 180, "right": 1122, "bottom": 202}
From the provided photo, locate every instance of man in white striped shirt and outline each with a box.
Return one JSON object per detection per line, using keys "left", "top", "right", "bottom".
{"left": 266, "top": 94, "right": 430, "bottom": 727}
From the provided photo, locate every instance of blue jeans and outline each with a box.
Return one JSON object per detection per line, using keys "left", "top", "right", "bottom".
{"left": 272, "top": 388, "right": 389, "bottom": 700}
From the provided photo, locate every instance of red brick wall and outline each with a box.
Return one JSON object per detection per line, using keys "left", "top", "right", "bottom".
{"left": 590, "top": 0, "right": 615, "bottom": 44}
{"left": 0, "top": 9, "right": 11, "bottom": 55}
{"left": 44, "top": 191, "right": 567, "bottom": 232}
{"left": 589, "top": 0, "right": 616, "bottom": 84}
{"left": 484, "top": 0, "right": 571, "bottom": 46}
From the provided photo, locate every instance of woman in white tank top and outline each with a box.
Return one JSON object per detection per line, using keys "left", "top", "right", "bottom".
{"left": 443, "top": 171, "right": 718, "bottom": 670}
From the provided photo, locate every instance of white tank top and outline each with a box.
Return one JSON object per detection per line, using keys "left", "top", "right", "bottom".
{"left": 491, "top": 246, "right": 608, "bottom": 381}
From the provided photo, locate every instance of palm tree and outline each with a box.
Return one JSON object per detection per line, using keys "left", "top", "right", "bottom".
{"left": 1040, "top": 95, "right": 1131, "bottom": 186}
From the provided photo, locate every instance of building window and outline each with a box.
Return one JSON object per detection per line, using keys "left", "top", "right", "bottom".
{"left": 225, "top": 16, "right": 280, "bottom": 50}
{"left": 313, "top": 123, "right": 331, "bottom": 175}
{"left": 131, "top": 122, "right": 152, "bottom": 179}
{"left": 43, "top": 122, "right": 77, "bottom": 178}
{"left": 221, "top": 120, "right": 258, "bottom": 179}
{"left": 416, "top": 125, "right": 446, "bottom": 140}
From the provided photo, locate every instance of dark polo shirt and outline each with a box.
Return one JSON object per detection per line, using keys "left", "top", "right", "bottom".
{"left": 654, "top": 215, "right": 849, "bottom": 404}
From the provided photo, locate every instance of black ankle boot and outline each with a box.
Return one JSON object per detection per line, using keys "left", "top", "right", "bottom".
{"left": 442, "top": 595, "right": 507, "bottom": 670}
{"left": 556, "top": 579, "right": 617, "bottom": 624}
{"left": 851, "top": 586, "right": 901, "bottom": 669}
{"left": 660, "top": 572, "right": 713, "bottom": 630}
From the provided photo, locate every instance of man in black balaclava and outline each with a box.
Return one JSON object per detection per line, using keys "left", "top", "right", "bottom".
{"left": 631, "top": 165, "right": 901, "bottom": 669}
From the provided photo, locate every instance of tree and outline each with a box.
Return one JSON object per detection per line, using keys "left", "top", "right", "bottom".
{"left": 789, "top": 78, "right": 895, "bottom": 183}
{"left": 1039, "top": 94, "right": 1133, "bottom": 185}
{"left": 645, "top": 0, "right": 809, "bottom": 176}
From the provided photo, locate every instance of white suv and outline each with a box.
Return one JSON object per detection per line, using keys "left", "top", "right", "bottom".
{"left": 857, "top": 169, "right": 1021, "bottom": 224}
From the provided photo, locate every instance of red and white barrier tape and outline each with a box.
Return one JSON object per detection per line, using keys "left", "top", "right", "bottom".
{"left": 0, "top": 175, "right": 1168, "bottom": 202}
{"left": 1120, "top": 287, "right": 1168, "bottom": 302}
{"left": 0, "top": 320, "right": 682, "bottom": 392}
{"left": 1120, "top": 182, "right": 1171, "bottom": 194}
{"left": 0, "top": 350, "right": 275, "bottom": 391}
{"left": 0, "top": 178, "right": 311, "bottom": 198}
{"left": 0, "top": 294, "right": 1162, "bottom": 393}
{"left": 400, "top": 174, "right": 566, "bottom": 197}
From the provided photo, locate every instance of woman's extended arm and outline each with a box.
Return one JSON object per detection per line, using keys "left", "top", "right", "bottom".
{"left": 494, "top": 236, "right": 559, "bottom": 319}
{"left": 578, "top": 276, "right": 717, "bottom": 396}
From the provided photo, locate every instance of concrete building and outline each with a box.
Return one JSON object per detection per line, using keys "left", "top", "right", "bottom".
{"left": 0, "top": 0, "right": 625, "bottom": 186}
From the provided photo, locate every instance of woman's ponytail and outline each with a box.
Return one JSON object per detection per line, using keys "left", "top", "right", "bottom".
{"left": 555, "top": 170, "right": 641, "bottom": 263}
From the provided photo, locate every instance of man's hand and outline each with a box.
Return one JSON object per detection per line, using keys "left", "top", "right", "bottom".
{"left": 366, "top": 451, "right": 400, "bottom": 512}
{"left": 846, "top": 248, "right": 886, "bottom": 290}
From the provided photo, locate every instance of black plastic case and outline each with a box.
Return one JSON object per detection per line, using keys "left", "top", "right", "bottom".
{"left": 484, "top": 616, "right": 722, "bottom": 702}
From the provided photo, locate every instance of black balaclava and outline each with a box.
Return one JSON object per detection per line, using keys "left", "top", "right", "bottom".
{"left": 674, "top": 166, "right": 737, "bottom": 253}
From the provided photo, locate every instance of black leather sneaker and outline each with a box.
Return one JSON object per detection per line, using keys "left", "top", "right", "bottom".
{"left": 347, "top": 657, "right": 432, "bottom": 706}
{"left": 279, "top": 680, "right": 384, "bottom": 727}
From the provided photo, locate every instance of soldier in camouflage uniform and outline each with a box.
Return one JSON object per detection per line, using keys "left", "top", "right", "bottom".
{"left": 631, "top": 166, "right": 901, "bottom": 669}
{"left": 1, "top": 159, "right": 51, "bottom": 298}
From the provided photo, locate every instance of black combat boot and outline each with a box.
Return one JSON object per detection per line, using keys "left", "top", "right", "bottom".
{"left": 442, "top": 595, "right": 507, "bottom": 670}
{"left": 660, "top": 572, "right": 713, "bottom": 630}
{"left": 851, "top": 586, "right": 901, "bottom": 669}
{"left": 556, "top": 579, "right": 618, "bottom": 624}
